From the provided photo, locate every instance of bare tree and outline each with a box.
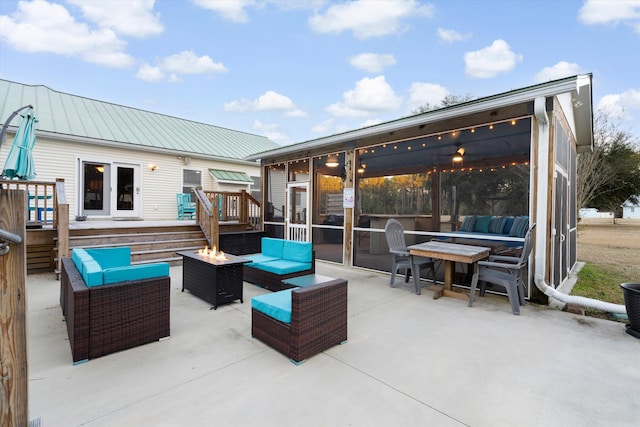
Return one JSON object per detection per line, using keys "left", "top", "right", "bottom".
{"left": 411, "top": 93, "right": 475, "bottom": 115}
{"left": 577, "top": 111, "right": 640, "bottom": 211}
{"left": 577, "top": 113, "right": 612, "bottom": 209}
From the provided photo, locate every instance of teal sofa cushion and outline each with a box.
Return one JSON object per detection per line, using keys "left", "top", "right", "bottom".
{"left": 72, "top": 248, "right": 92, "bottom": 275}
{"left": 86, "top": 247, "right": 130, "bottom": 269}
{"left": 83, "top": 259, "right": 104, "bottom": 287}
{"left": 282, "top": 240, "right": 312, "bottom": 263}
{"left": 103, "top": 263, "right": 170, "bottom": 285}
{"left": 474, "top": 215, "right": 492, "bottom": 233}
{"left": 261, "top": 237, "right": 284, "bottom": 259}
{"left": 255, "top": 259, "right": 312, "bottom": 275}
{"left": 252, "top": 289, "right": 293, "bottom": 324}
{"left": 489, "top": 216, "right": 507, "bottom": 234}
{"left": 509, "top": 216, "right": 529, "bottom": 237}
{"left": 502, "top": 216, "right": 515, "bottom": 234}
{"left": 460, "top": 215, "right": 476, "bottom": 232}
{"left": 245, "top": 253, "right": 280, "bottom": 266}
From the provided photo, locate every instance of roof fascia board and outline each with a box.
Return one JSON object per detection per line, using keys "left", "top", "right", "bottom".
{"left": 246, "top": 76, "right": 587, "bottom": 161}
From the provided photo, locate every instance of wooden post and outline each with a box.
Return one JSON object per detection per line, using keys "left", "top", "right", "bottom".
{"left": 0, "top": 189, "right": 28, "bottom": 427}
{"left": 343, "top": 150, "right": 355, "bottom": 267}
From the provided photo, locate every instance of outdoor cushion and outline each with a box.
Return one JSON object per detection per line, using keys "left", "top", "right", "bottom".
{"left": 86, "top": 247, "right": 130, "bottom": 269}
{"left": 72, "top": 248, "right": 93, "bottom": 275}
{"left": 502, "top": 216, "right": 515, "bottom": 234}
{"left": 509, "top": 216, "right": 529, "bottom": 237}
{"left": 82, "top": 259, "right": 104, "bottom": 287}
{"left": 473, "top": 215, "right": 492, "bottom": 233}
{"left": 103, "top": 263, "right": 170, "bottom": 285}
{"left": 460, "top": 215, "right": 476, "bottom": 232}
{"left": 252, "top": 289, "right": 293, "bottom": 324}
{"left": 489, "top": 216, "right": 507, "bottom": 234}
{"left": 282, "top": 240, "right": 312, "bottom": 263}
{"left": 261, "top": 237, "right": 284, "bottom": 259}
{"left": 254, "top": 259, "right": 312, "bottom": 275}
{"left": 244, "top": 253, "right": 280, "bottom": 265}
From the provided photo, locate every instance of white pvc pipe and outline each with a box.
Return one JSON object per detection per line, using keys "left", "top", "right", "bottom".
{"left": 532, "top": 96, "right": 626, "bottom": 315}
{"left": 534, "top": 273, "right": 626, "bottom": 314}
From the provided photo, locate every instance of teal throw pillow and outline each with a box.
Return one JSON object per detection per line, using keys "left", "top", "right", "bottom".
{"left": 459, "top": 215, "right": 476, "bottom": 232}
{"left": 473, "top": 215, "right": 492, "bottom": 233}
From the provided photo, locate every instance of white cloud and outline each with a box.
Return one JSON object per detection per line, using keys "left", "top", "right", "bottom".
{"left": 192, "top": 0, "right": 256, "bottom": 23}
{"left": 68, "top": 0, "right": 164, "bottom": 38}
{"left": 578, "top": 0, "right": 640, "bottom": 33}
{"left": 159, "top": 51, "right": 227, "bottom": 74}
{"left": 255, "top": 91, "right": 295, "bottom": 110}
{"left": 285, "top": 109, "right": 309, "bottom": 118}
{"left": 597, "top": 89, "right": 640, "bottom": 122}
{"left": 311, "top": 119, "right": 334, "bottom": 133}
{"left": 326, "top": 76, "right": 402, "bottom": 118}
{"left": 253, "top": 120, "right": 292, "bottom": 145}
{"left": 534, "top": 61, "right": 583, "bottom": 82}
{"left": 224, "top": 91, "right": 306, "bottom": 117}
{"left": 464, "top": 39, "right": 523, "bottom": 78}
{"left": 309, "top": 0, "right": 435, "bottom": 39}
{"left": 406, "top": 82, "right": 450, "bottom": 111}
{"left": 360, "top": 118, "right": 382, "bottom": 128}
{"left": 349, "top": 53, "right": 396, "bottom": 73}
{"left": 437, "top": 28, "right": 470, "bottom": 44}
{"left": 0, "top": 0, "right": 135, "bottom": 68}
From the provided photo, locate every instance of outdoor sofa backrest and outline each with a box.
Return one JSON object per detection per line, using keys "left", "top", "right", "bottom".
{"left": 71, "top": 247, "right": 169, "bottom": 287}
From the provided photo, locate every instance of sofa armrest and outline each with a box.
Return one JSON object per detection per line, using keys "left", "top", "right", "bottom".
{"left": 289, "top": 279, "right": 348, "bottom": 362}
{"left": 61, "top": 258, "right": 90, "bottom": 363}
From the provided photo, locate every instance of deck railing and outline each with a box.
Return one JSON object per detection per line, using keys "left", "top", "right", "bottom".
{"left": 203, "top": 189, "right": 261, "bottom": 230}
{"left": 1, "top": 178, "right": 259, "bottom": 272}
{"left": 0, "top": 179, "right": 69, "bottom": 274}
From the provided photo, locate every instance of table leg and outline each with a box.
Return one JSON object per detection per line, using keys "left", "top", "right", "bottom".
{"left": 433, "top": 260, "right": 454, "bottom": 299}
{"left": 435, "top": 260, "right": 471, "bottom": 302}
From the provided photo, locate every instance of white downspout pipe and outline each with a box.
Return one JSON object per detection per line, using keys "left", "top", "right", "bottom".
{"left": 532, "top": 97, "right": 626, "bottom": 314}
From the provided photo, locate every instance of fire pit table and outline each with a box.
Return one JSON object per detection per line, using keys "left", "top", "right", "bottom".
{"left": 178, "top": 249, "right": 249, "bottom": 310}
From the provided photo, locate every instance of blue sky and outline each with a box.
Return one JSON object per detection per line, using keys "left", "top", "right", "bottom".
{"left": 1, "top": 0, "right": 639, "bottom": 146}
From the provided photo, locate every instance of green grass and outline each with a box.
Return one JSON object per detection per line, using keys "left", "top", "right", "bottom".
{"left": 573, "top": 263, "right": 626, "bottom": 304}
{"left": 572, "top": 263, "right": 627, "bottom": 320}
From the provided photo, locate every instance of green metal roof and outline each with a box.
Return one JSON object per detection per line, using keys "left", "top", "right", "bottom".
{"left": 209, "top": 168, "right": 253, "bottom": 183}
{"left": 0, "top": 79, "right": 279, "bottom": 161}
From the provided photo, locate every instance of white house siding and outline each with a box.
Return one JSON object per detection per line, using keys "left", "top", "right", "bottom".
{"left": 1, "top": 133, "right": 260, "bottom": 221}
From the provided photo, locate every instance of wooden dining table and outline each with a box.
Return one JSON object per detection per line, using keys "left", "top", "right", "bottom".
{"left": 408, "top": 241, "right": 490, "bottom": 301}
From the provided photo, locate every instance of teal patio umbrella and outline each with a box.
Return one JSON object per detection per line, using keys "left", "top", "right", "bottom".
{"left": 1, "top": 106, "right": 38, "bottom": 180}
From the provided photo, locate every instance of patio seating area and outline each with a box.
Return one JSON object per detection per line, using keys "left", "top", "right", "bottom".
{"left": 27, "top": 262, "right": 639, "bottom": 426}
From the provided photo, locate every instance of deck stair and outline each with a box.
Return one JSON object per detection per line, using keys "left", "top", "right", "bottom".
{"left": 63, "top": 223, "right": 208, "bottom": 266}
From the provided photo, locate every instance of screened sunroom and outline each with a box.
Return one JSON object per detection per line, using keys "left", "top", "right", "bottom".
{"left": 247, "top": 75, "right": 593, "bottom": 304}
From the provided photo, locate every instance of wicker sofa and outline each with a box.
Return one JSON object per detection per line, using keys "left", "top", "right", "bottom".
{"left": 243, "top": 237, "right": 315, "bottom": 292}
{"left": 59, "top": 248, "right": 171, "bottom": 364}
{"left": 251, "top": 278, "right": 348, "bottom": 364}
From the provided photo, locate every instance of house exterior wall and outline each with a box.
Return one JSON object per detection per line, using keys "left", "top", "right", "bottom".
{"left": 623, "top": 204, "right": 640, "bottom": 218}
{"left": 0, "top": 133, "right": 260, "bottom": 220}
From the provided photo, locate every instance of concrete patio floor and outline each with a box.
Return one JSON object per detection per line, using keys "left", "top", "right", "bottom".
{"left": 27, "top": 262, "right": 639, "bottom": 427}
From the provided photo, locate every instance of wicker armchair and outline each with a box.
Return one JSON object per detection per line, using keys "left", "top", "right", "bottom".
{"left": 251, "top": 278, "right": 348, "bottom": 364}
{"left": 60, "top": 258, "right": 170, "bottom": 364}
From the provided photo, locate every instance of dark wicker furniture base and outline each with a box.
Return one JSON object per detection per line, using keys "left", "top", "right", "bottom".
{"left": 179, "top": 251, "right": 248, "bottom": 309}
{"left": 243, "top": 251, "right": 316, "bottom": 292}
{"left": 60, "top": 258, "right": 170, "bottom": 364}
{"left": 251, "top": 278, "right": 348, "bottom": 363}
